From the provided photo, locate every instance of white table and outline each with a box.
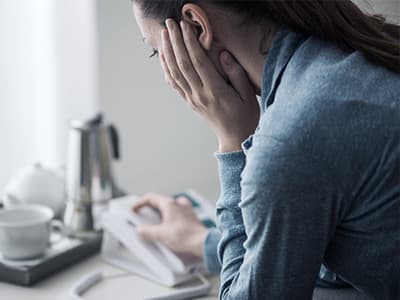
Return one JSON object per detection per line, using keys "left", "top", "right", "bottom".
{"left": 0, "top": 254, "right": 220, "bottom": 300}
{"left": 0, "top": 253, "right": 375, "bottom": 300}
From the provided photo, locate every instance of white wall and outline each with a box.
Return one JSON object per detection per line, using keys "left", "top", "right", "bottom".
{"left": 354, "top": 0, "right": 399, "bottom": 22}
{"left": 0, "top": 1, "right": 35, "bottom": 191}
{"left": 33, "top": 0, "right": 99, "bottom": 169}
{"left": 0, "top": 0, "right": 99, "bottom": 193}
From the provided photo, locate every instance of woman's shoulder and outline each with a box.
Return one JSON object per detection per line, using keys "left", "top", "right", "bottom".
{"left": 262, "top": 34, "right": 398, "bottom": 132}
{"left": 256, "top": 36, "right": 398, "bottom": 144}
{"left": 256, "top": 29, "right": 399, "bottom": 150}
{"left": 279, "top": 34, "right": 400, "bottom": 107}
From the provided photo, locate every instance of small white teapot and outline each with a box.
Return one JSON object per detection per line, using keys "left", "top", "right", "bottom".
{"left": 2, "top": 163, "right": 65, "bottom": 218}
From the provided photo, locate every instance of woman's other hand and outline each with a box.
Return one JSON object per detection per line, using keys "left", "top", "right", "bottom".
{"left": 132, "top": 193, "right": 208, "bottom": 258}
{"left": 161, "top": 19, "right": 260, "bottom": 153}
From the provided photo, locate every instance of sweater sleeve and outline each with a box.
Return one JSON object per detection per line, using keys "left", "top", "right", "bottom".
{"left": 215, "top": 129, "right": 342, "bottom": 299}
{"left": 214, "top": 150, "right": 247, "bottom": 292}
{"left": 203, "top": 228, "right": 222, "bottom": 274}
{"left": 202, "top": 150, "right": 246, "bottom": 275}
{"left": 202, "top": 226, "right": 347, "bottom": 284}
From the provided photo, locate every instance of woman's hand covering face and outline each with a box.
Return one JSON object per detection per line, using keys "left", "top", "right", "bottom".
{"left": 161, "top": 19, "right": 260, "bottom": 152}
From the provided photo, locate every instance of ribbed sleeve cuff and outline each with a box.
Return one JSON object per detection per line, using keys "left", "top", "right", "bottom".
{"left": 203, "top": 228, "right": 222, "bottom": 274}
{"left": 214, "top": 151, "right": 246, "bottom": 207}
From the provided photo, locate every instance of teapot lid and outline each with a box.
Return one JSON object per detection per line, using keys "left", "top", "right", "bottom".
{"left": 70, "top": 113, "right": 104, "bottom": 130}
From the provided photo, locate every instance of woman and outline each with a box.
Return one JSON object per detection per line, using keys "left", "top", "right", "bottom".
{"left": 130, "top": 1, "right": 400, "bottom": 299}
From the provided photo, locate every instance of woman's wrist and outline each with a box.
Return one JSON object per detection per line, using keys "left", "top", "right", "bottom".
{"left": 188, "top": 226, "right": 209, "bottom": 258}
{"left": 218, "top": 138, "right": 243, "bottom": 153}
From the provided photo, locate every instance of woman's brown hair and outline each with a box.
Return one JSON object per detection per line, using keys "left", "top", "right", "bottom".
{"left": 133, "top": 0, "right": 400, "bottom": 73}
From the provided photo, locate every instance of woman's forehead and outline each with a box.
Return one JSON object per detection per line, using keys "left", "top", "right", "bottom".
{"left": 133, "top": 3, "right": 163, "bottom": 47}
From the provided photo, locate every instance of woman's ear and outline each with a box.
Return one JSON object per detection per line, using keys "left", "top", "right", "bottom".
{"left": 181, "top": 4, "right": 213, "bottom": 50}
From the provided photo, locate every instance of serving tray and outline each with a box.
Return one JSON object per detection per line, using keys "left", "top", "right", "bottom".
{"left": 0, "top": 233, "right": 101, "bottom": 286}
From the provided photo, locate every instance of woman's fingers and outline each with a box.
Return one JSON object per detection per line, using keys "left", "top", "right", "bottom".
{"left": 220, "top": 51, "right": 256, "bottom": 102}
{"left": 132, "top": 192, "right": 172, "bottom": 212}
{"left": 132, "top": 196, "right": 159, "bottom": 212}
{"left": 180, "top": 20, "right": 224, "bottom": 88}
{"left": 176, "top": 196, "right": 192, "bottom": 207}
{"left": 161, "top": 28, "right": 191, "bottom": 94}
{"left": 136, "top": 224, "right": 163, "bottom": 241}
{"left": 165, "top": 19, "right": 202, "bottom": 91}
{"left": 160, "top": 52, "right": 186, "bottom": 99}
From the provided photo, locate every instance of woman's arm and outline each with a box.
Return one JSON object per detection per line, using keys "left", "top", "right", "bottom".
{"left": 203, "top": 228, "right": 222, "bottom": 274}
{"left": 216, "top": 119, "right": 343, "bottom": 298}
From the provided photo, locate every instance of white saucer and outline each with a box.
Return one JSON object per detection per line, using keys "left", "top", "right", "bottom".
{"left": 0, "top": 232, "right": 82, "bottom": 268}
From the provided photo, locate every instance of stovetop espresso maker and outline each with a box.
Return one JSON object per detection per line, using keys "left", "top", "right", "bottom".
{"left": 63, "top": 113, "right": 123, "bottom": 238}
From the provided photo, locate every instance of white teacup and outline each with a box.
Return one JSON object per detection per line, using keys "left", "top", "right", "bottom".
{"left": 0, "top": 204, "right": 65, "bottom": 260}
